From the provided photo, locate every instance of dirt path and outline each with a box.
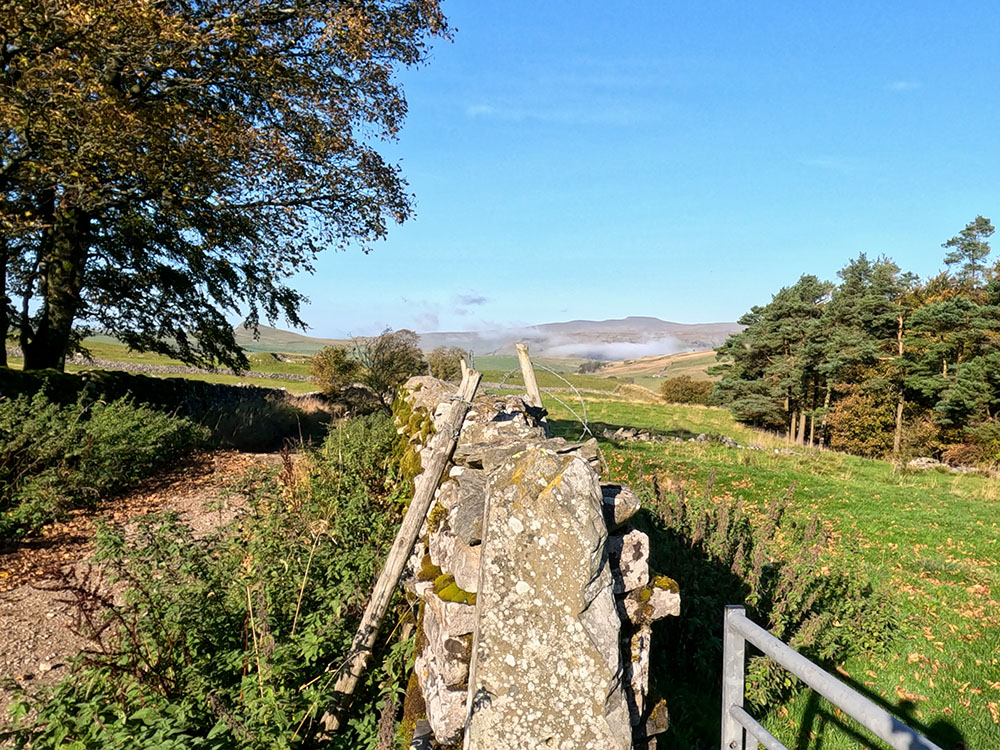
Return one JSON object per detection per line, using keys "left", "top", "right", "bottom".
{"left": 0, "top": 450, "right": 285, "bottom": 726}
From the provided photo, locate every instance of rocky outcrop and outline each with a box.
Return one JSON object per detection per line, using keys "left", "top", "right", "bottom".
{"left": 395, "top": 377, "right": 681, "bottom": 749}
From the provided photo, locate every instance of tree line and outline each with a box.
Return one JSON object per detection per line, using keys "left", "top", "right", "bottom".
{"left": 712, "top": 216, "right": 1000, "bottom": 464}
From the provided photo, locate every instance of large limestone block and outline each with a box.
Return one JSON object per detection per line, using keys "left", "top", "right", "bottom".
{"left": 466, "top": 445, "right": 631, "bottom": 750}
{"left": 607, "top": 527, "right": 650, "bottom": 594}
{"left": 459, "top": 395, "right": 547, "bottom": 444}
{"left": 601, "top": 483, "right": 641, "bottom": 528}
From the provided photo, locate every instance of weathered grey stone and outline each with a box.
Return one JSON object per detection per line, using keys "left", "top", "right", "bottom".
{"left": 414, "top": 653, "right": 467, "bottom": 746}
{"left": 402, "top": 375, "right": 457, "bottom": 415}
{"left": 601, "top": 483, "right": 641, "bottom": 528}
{"left": 621, "top": 579, "right": 681, "bottom": 625}
{"left": 452, "top": 440, "right": 527, "bottom": 471}
{"left": 466, "top": 444, "right": 631, "bottom": 750}
{"left": 548, "top": 436, "right": 603, "bottom": 470}
{"left": 422, "top": 604, "right": 473, "bottom": 687}
{"left": 428, "top": 513, "right": 458, "bottom": 571}
{"left": 645, "top": 698, "right": 669, "bottom": 737}
{"left": 625, "top": 625, "right": 652, "bottom": 726}
{"left": 459, "top": 394, "right": 547, "bottom": 444}
{"left": 446, "top": 538, "right": 481, "bottom": 593}
{"left": 450, "top": 469, "right": 487, "bottom": 544}
{"left": 608, "top": 527, "right": 650, "bottom": 594}
{"left": 419, "top": 587, "right": 477, "bottom": 637}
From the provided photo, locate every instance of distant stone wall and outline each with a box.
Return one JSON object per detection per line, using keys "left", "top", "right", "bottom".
{"left": 396, "top": 377, "right": 680, "bottom": 749}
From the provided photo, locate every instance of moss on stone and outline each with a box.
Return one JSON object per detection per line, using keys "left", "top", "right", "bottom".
{"left": 433, "top": 573, "right": 477, "bottom": 605}
{"left": 427, "top": 501, "right": 448, "bottom": 534}
{"left": 652, "top": 574, "right": 679, "bottom": 593}
{"left": 418, "top": 553, "right": 442, "bottom": 582}
{"left": 391, "top": 390, "right": 436, "bottom": 494}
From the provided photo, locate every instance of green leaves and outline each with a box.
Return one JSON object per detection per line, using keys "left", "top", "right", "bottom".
{"left": 2, "top": 0, "right": 448, "bottom": 371}
{"left": 5, "top": 413, "right": 410, "bottom": 749}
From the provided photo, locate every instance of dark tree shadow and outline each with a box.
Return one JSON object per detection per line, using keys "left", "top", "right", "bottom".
{"left": 547, "top": 418, "right": 701, "bottom": 443}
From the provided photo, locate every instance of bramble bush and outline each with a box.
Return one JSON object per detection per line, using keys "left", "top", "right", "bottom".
{"left": 4, "top": 413, "right": 414, "bottom": 749}
{"left": 0, "top": 393, "right": 209, "bottom": 539}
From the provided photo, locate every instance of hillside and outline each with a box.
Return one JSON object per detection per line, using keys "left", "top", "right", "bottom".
{"left": 232, "top": 324, "right": 350, "bottom": 354}
{"left": 600, "top": 348, "right": 719, "bottom": 380}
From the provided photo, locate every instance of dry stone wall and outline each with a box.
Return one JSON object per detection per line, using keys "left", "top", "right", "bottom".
{"left": 396, "top": 377, "right": 680, "bottom": 749}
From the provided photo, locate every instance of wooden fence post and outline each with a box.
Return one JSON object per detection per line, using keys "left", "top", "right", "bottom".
{"left": 319, "top": 368, "right": 482, "bottom": 732}
{"left": 516, "top": 343, "right": 548, "bottom": 437}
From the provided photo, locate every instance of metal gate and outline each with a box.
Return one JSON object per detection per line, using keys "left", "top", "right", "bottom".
{"left": 721, "top": 605, "right": 944, "bottom": 750}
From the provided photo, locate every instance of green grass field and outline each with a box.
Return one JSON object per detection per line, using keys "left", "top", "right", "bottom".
{"left": 471, "top": 354, "right": 590, "bottom": 374}
{"left": 5, "top": 340, "right": 316, "bottom": 393}
{"left": 543, "top": 394, "right": 999, "bottom": 749}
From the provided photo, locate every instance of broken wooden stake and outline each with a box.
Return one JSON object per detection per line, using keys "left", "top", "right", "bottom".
{"left": 516, "top": 342, "right": 549, "bottom": 437}
{"left": 319, "top": 368, "right": 482, "bottom": 733}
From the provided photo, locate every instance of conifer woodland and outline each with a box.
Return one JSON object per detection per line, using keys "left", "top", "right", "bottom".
{"left": 712, "top": 216, "right": 1000, "bottom": 465}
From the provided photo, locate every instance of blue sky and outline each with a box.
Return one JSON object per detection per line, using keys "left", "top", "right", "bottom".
{"left": 291, "top": 0, "right": 1000, "bottom": 338}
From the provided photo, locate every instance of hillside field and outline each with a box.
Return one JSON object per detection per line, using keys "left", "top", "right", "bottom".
{"left": 539, "top": 393, "right": 999, "bottom": 749}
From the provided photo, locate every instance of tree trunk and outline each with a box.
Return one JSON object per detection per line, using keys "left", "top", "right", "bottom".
{"left": 22, "top": 204, "right": 89, "bottom": 372}
{"left": 819, "top": 384, "right": 831, "bottom": 446}
{"left": 785, "top": 396, "right": 792, "bottom": 441}
{"left": 893, "top": 314, "right": 905, "bottom": 459}
{"left": 0, "top": 239, "right": 8, "bottom": 369}
{"left": 796, "top": 409, "right": 806, "bottom": 445}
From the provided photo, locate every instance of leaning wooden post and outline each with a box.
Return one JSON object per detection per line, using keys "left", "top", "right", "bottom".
{"left": 516, "top": 343, "right": 549, "bottom": 437}
{"left": 319, "top": 368, "right": 482, "bottom": 733}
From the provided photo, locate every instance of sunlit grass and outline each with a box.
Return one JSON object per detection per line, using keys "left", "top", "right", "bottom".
{"left": 544, "top": 394, "right": 1000, "bottom": 748}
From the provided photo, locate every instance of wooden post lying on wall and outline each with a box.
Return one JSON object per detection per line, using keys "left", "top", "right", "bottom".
{"left": 516, "top": 343, "right": 549, "bottom": 437}
{"left": 320, "top": 367, "right": 482, "bottom": 732}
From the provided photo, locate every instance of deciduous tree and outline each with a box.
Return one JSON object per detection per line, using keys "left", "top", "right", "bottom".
{"left": 1, "top": 0, "right": 448, "bottom": 371}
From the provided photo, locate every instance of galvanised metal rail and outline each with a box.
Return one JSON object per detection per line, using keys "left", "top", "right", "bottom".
{"left": 722, "top": 606, "right": 944, "bottom": 750}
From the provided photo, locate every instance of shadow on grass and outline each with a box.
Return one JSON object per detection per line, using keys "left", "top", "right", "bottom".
{"left": 794, "top": 683, "right": 966, "bottom": 750}
{"left": 625, "top": 507, "right": 965, "bottom": 750}
{"left": 547, "top": 418, "right": 702, "bottom": 444}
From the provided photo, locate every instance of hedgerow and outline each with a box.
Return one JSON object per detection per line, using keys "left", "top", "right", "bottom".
{"left": 0, "top": 393, "right": 208, "bottom": 539}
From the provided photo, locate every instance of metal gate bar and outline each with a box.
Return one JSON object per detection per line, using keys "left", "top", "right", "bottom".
{"left": 721, "top": 606, "right": 944, "bottom": 750}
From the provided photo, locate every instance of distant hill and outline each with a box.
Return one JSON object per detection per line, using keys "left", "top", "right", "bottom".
{"left": 233, "top": 325, "right": 350, "bottom": 354}
{"left": 419, "top": 317, "right": 742, "bottom": 359}
{"left": 232, "top": 317, "right": 742, "bottom": 358}
{"left": 600, "top": 349, "right": 720, "bottom": 381}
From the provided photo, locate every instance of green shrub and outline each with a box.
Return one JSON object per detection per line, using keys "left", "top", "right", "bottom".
{"left": 0, "top": 393, "right": 209, "bottom": 539}
{"left": 826, "top": 386, "right": 898, "bottom": 458}
{"left": 660, "top": 375, "right": 713, "bottom": 405}
{"left": 0, "top": 367, "right": 329, "bottom": 451}
{"left": 5, "top": 413, "right": 412, "bottom": 749}
{"left": 426, "top": 346, "right": 468, "bottom": 381}
{"left": 641, "top": 475, "right": 894, "bottom": 744}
